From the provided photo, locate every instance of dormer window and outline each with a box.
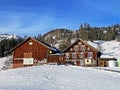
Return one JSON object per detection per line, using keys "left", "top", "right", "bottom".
{"left": 74, "top": 45, "right": 79, "bottom": 51}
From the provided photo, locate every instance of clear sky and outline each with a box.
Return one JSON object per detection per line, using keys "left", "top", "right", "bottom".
{"left": 0, "top": 0, "right": 120, "bottom": 36}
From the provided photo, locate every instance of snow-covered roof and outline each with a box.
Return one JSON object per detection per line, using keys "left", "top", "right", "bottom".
{"left": 86, "top": 40, "right": 120, "bottom": 60}
{"left": 100, "top": 54, "right": 115, "bottom": 59}
{"left": 87, "top": 41, "right": 99, "bottom": 50}
{"left": 87, "top": 40, "right": 120, "bottom": 60}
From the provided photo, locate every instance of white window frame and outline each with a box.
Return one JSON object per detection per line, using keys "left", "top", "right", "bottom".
{"left": 74, "top": 45, "right": 79, "bottom": 51}
{"left": 81, "top": 45, "right": 86, "bottom": 51}
{"left": 23, "top": 58, "right": 34, "bottom": 65}
{"left": 65, "top": 53, "right": 70, "bottom": 58}
{"left": 80, "top": 52, "right": 85, "bottom": 58}
{"left": 88, "top": 52, "right": 93, "bottom": 58}
{"left": 72, "top": 53, "right": 77, "bottom": 59}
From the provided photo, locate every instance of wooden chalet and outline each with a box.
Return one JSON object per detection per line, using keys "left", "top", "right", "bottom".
{"left": 63, "top": 39, "right": 101, "bottom": 67}
{"left": 11, "top": 37, "right": 64, "bottom": 68}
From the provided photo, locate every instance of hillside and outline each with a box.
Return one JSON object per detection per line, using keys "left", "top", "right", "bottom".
{"left": 36, "top": 24, "right": 120, "bottom": 51}
{"left": 0, "top": 65, "right": 120, "bottom": 90}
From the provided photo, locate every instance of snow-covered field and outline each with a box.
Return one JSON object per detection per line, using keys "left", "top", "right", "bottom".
{"left": 0, "top": 65, "right": 120, "bottom": 90}
{"left": 0, "top": 40, "right": 120, "bottom": 90}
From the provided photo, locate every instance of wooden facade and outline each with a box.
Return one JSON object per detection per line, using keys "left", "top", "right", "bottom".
{"left": 12, "top": 37, "right": 63, "bottom": 68}
{"left": 48, "top": 54, "right": 64, "bottom": 65}
{"left": 63, "top": 39, "right": 101, "bottom": 67}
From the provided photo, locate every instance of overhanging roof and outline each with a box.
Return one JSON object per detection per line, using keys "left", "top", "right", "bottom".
{"left": 63, "top": 39, "right": 99, "bottom": 53}
{"left": 11, "top": 37, "right": 61, "bottom": 53}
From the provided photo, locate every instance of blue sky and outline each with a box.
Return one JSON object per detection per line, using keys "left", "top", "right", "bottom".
{"left": 0, "top": 0, "right": 120, "bottom": 36}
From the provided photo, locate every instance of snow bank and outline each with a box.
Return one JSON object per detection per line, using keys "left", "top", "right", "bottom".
{"left": 0, "top": 65, "right": 120, "bottom": 90}
{"left": 0, "top": 57, "right": 6, "bottom": 69}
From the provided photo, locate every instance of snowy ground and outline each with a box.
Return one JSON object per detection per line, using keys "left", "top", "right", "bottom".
{"left": 0, "top": 56, "right": 12, "bottom": 70}
{"left": 0, "top": 65, "right": 120, "bottom": 90}
{"left": 0, "top": 40, "right": 120, "bottom": 89}
{"left": 0, "top": 57, "right": 6, "bottom": 69}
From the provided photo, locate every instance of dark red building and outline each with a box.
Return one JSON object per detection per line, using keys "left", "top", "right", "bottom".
{"left": 63, "top": 39, "right": 101, "bottom": 66}
{"left": 11, "top": 37, "right": 64, "bottom": 68}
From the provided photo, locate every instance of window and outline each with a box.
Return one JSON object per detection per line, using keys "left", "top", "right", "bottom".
{"left": 72, "top": 53, "right": 77, "bottom": 59}
{"left": 81, "top": 45, "right": 86, "bottom": 51}
{"left": 65, "top": 53, "right": 69, "bottom": 58}
{"left": 88, "top": 52, "right": 93, "bottom": 58}
{"left": 74, "top": 45, "right": 79, "bottom": 51}
{"left": 23, "top": 58, "right": 34, "bottom": 65}
{"left": 80, "top": 52, "right": 84, "bottom": 58}
{"left": 29, "top": 42, "right": 33, "bottom": 45}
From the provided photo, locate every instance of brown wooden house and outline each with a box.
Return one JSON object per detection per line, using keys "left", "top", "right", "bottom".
{"left": 11, "top": 37, "right": 64, "bottom": 68}
{"left": 63, "top": 39, "right": 101, "bottom": 67}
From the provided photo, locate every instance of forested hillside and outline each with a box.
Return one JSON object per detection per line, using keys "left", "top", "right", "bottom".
{"left": 0, "top": 37, "right": 24, "bottom": 57}
{"left": 36, "top": 23, "right": 120, "bottom": 50}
